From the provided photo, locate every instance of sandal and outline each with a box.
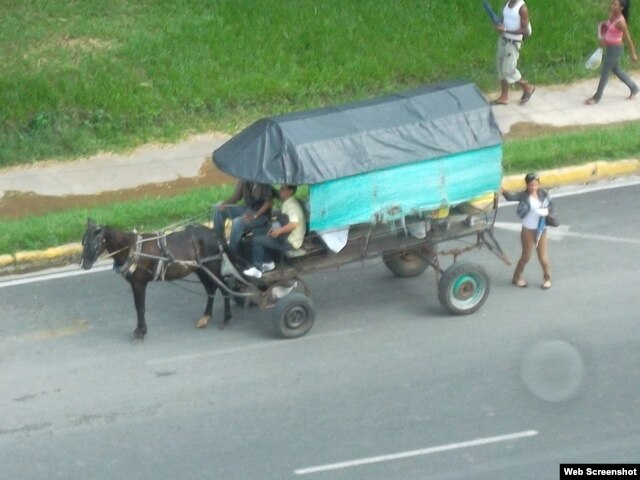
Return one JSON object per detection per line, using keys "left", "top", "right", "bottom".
{"left": 512, "top": 279, "right": 528, "bottom": 288}
{"left": 519, "top": 86, "right": 535, "bottom": 105}
{"left": 490, "top": 99, "right": 509, "bottom": 106}
{"left": 585, "top": 97, "right": 599, "bottom": 105}
{"left": 541, "top": 280, "right": 552, "bottom": 290}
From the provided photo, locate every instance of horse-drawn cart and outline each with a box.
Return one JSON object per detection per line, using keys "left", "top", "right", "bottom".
{"left": 82, "top": 80, "right": 510, "bottom": 340}
{"left": 211, "top": 80, "right": 510, "bottom": 338}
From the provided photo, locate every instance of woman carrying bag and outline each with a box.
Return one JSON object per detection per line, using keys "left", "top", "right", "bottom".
{"left": 502, "top": 173, "right": 556, "bottom": 290}
{"left": 586, "top": 0, "right": 639, "bottom": 104}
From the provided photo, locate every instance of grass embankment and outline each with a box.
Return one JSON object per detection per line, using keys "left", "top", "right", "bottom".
{"left": 1, "top": 0, "right": 627, "bottom": 166}
{"left": 0, "top": 186, "right": 231, "bottom": 254}
{"left": 1, "top": 0, "right": 638, "bottom": 254}
{"left": 3, "top": 122, "right": 640, "bottom": 255}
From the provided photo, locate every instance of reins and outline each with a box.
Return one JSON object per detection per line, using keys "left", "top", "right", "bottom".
{"left": 103, "top": 246, "right": 129, "bottom": 258}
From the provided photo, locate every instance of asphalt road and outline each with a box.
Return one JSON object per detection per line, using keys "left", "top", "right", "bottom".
{"left": 1, "top": 180, "right": 639, "bottom": 480}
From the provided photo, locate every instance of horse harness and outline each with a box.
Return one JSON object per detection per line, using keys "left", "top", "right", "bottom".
{"left": 117, "top": 234, "right": 144, "bottom": 279}
{"left": 117, "top": 230, "right": 223, "bottom": 282}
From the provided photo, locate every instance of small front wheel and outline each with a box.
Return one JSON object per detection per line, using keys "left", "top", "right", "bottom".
{"left": 437, "top": 263, "right": 490, "bottom": 315}
{"left": 272, "top": 293, "right": 315, "bottom": 339}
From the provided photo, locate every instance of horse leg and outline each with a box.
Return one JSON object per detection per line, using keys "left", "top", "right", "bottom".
{"left": 220, "top": 291, "right": 232, "bottom": 330}
{"left": 130, "top": 281, "right": 148, "bottom": 339}
{"left": 195, "top": 271, "right": 215, "bottom": 329}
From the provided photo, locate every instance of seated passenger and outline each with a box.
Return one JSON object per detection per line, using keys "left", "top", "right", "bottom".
{"left": 212, "top": 179, "right": 273, "bottom": 253}
{"left": 243, "top": 184, "right": 306, "bottom": 278}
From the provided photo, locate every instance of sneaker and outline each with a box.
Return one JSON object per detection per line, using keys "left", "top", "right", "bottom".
{"left": 243, "top": 267, "right": 263, "bottom": 278}
{"left": 262, "top": 261, "right": 275, "bottom": 272}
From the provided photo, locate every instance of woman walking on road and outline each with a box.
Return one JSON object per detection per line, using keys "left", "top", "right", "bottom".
{"left": 502, "top": 173, "right": 554, "bottom": 290}
{"left": 586, "top": 0, "right": 639, "bottom": 104}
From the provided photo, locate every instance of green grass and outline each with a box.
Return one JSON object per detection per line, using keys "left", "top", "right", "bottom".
{"left": 0, "top": 0, "right": 632, "bottom": 166}
{"left": 2, "top": 0, "right": 639, "bottom": 255}
{"left": 0, "top": 186, "right": 230, "bottom": 254}
{"left": 0, "top": 184, "right": 313, "bottom": 254}
{"left": 504, "top": 122, "right": 640, "bottom": 172}
{"left": 1, "top": 121, "right": 638, "bottom": 256}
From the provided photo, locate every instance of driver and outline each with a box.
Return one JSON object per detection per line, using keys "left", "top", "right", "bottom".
{"left": 213, "top": 179, "right": 273, "bottom": 253}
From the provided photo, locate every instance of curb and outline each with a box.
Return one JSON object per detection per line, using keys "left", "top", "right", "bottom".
{"left": 0, "top": 243, "right": 82, "bottom": 276}
{"left": 2, "top": 159, "right": 639, "bottom": 276}
{"left": 501, "top": 159, "right": 640, "bottom": 191}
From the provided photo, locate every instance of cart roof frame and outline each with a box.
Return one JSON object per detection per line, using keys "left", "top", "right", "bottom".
{"left": 212, "top": 80, "right": 502, "bottom": 185}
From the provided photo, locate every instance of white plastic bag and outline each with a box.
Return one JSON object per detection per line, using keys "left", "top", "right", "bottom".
{"left": 586, "top": 47, "right": 603, "bottom": 70}
{"left": 536, "top": 208, "right": 549, "bottom": 217}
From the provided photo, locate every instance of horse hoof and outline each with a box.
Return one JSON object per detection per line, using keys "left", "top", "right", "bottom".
{"left": 196, "top": 316, "right": 210, "bottom": 329}
{"left": 131, "top": 331, "right": 146, "bottom": 342}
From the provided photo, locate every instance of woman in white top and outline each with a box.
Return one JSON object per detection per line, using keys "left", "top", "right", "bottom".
{"left": 491, "top": 0, "right": 536, "bottom": 106}
{"left": 502, "top": 173, "right": 554, "bottom": 289}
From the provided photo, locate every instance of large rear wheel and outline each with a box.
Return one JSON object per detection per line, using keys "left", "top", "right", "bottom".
{"left": 437, "top": 262, "right": 490, "bottom": 315}
{"left": 382, "top": 248, "right": 430, "bottom": 277}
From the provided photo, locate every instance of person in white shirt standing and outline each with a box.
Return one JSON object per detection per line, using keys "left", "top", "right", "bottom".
{"left": 491, "top": 0, "right": 536, "bottom": 106}
{"left": 502, "top": 173, "right": 554, "bottom": 290}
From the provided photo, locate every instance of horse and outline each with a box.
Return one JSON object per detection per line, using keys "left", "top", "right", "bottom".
{"left": 80, "top": 218, "right": 231, "bottom": 340}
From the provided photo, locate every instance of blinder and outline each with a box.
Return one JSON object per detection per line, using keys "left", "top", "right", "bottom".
{"left": 81, "top": 223, "right": 106, "bottom": 268}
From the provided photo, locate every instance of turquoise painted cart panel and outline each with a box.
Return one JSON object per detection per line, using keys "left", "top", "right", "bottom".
{"left": 309, "top": 145, "right": 502, "bottom": 231}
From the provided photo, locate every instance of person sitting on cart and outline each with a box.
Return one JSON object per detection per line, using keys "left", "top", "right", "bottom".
{"left": 213, "top": 179, "right": 273, "bottom": 253}
{"left": 243, "top": 184, "right": 306, "bottom": 279}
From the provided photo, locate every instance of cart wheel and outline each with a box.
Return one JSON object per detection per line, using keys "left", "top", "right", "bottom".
{"left": 382, "top": 249, "right": 429, "bottom": 277}
{"left": 437, "top": 263, "right": 490, "bottom": 315}
{"left": 272, "top": 293, "right": 315, "bottom": 339}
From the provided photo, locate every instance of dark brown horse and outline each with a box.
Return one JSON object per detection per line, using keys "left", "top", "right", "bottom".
{"left": 81, "top": 219, "right": 231, "bottom": 339}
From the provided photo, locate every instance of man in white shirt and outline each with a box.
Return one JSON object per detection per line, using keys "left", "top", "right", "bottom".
{"left": 491, "top": 0, "right": 535, "bottom": 106}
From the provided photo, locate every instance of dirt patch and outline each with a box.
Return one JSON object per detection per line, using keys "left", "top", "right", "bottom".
{"left": 0, "top": 161, "right": 234, "bottom": 219}
{"left": 1, "top": 120, "right": 633, "bottom": 219}
{"left": 505, "top": 122, "right": 564, "bottom": 139}
{"left": 505, "top": 119, "right": 633, "bottom": 139}
{"left": 58, "top": 35, "right": 113, "bottom": 51}
{"left": 504, "top": 122, "right": 587, "bottom": 140}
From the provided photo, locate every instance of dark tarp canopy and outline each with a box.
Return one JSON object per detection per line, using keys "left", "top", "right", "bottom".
{"left": 212, "top": 80, "right": 502, "bottom": 185}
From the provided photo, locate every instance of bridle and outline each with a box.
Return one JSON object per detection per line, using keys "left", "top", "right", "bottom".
{"left": 82, "top": 224, "right": 128, "bottom": 268}
{"left": 81, "top": 227, "right": 102, "bottom": 266}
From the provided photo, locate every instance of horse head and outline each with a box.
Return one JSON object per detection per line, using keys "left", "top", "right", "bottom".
{"left": 81, "top": 218, "right": 106, "bottom": 270}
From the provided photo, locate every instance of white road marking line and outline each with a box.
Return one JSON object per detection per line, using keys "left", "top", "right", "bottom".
{"left": 146, "top": 328, "right": 364, "bottom": 366}
{"left": 499, "top": 177, "right": 640, "bottom": 205}
{"left": 294, "top": 430, "right": 539, "bottom": 476}
{"left": 494, "top": 222, "right": 640, "bottom": 245}
{"left": 549, "top": 177, "right": 640, "bottom": 198}
{"left": 0, "top": 265, "right": 111, "bottom": 288}
{"left": 556, "top": 230, "right": 640, "bottom": 245}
